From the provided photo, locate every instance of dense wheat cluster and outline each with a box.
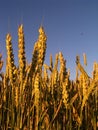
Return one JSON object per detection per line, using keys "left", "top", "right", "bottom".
{"left": 0, "top": 25, "right": 98, "bottom": 130}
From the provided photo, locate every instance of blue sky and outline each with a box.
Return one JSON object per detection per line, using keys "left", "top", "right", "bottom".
{"left": 0, "top": 0, "right": 98, "bottom": 79}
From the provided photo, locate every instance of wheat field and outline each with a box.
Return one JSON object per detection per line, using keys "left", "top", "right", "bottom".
{"left": 0, "top": 25, "right": 98, "bottom": 130}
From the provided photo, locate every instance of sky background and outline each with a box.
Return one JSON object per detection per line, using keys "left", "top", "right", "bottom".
{"left": 0, "top": 0, "right": 98, "bottom": 79}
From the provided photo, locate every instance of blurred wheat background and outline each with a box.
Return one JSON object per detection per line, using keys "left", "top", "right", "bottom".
{"left": 0, "top": 25, "right": 98, "bottom": 130}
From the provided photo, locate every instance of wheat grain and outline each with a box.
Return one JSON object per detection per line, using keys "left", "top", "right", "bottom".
{"left": 18, "top": 24, "right": 26, "bottom": 81}
{"left": 6, "top": 33, "right": 16, "bottom": 84}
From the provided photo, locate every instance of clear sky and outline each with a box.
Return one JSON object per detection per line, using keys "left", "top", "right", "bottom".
{"left": 0, "top": 0, "right": 98, "bottom": 79}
